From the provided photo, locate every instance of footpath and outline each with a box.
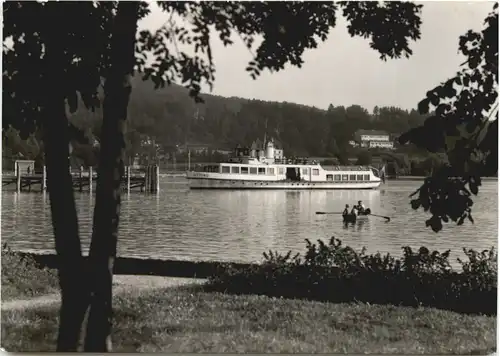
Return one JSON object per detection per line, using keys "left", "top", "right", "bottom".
{"left": 1, "top": 275, "right": 206, "bottom": 312}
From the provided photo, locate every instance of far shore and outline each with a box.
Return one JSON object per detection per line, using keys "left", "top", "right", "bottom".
{"left": 389, "top": 175, "right": 498, "bottom": 181}
{"left": 15, "top": 252, "right": 256, "bottom": 280}
{"left": 2, "top": 169, "right": 497, "bottom": 181}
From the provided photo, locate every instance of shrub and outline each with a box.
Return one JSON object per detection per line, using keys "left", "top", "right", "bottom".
{"left": 207, "top": 237, "right": 497, "bottom": 315}
{"left": 1, "top": 243, "right": 59, "bottom": 300}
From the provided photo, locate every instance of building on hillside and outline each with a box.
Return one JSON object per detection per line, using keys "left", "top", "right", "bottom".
{"left": 177, "top": 143, "right": 233, "bottom": 155}
{"left": 354, "top": 129, "right": 394, "bottom": 149}
{"left": 237, "top": 138, "right": 284, "bottom": 160}
{"left": 177, "top": 143, "right": 211, "bottom": 154}
{"left": 268, "top": 138, "right": 284, "bottom": 160}
{"left": 248, "top": 138, "right": 283, "bottom": 160}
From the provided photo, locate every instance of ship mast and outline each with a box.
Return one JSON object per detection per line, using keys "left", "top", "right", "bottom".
{"left": 263, "top": 118, "right": 268, "bottom": 148}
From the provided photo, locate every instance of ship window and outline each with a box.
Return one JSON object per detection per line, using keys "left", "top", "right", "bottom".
{"left": 258, "top": 167, "right": 266, "bottom": 175}
{"left": 205, "top": 165, "right": 219, "bottom": 173}
{"left": 278, "top": 167, "right": 284, "bottom": 175}
{"left": 312, "top": 169, "right": 320, "bottom": 176}
{"left": 241, "top": 167, "right": 249, "bottom": 174}
{"left": 326, "top": 174, "right": 333, "bottom": 181}
{"left": 302, "top": 168, "right": 309, "bottom": 175}
{"left": 334, "top": 174, "right": 341, "bottom": 181}
{"left": 250, "top": 167, "right": 258, "bottom": 174}
{"left": 231, "top": 166, "right": 240, "bottom": 174}
{"left": 357, "top": 174, "right": 364, "bottom": 181}
{"left": 268, "top": 168, "right": 275, "bottom": 175}
{"left": 342, "top": 174, "right": 348, "bottom": 181}
{"left": 349, "top": 174, "right": 356, "bottom": 181}
{"left": 221, "top": 166, "right": 230, "bottom": 174}
{"left": 364, "top": 174, "right": 370, "bottom": 181}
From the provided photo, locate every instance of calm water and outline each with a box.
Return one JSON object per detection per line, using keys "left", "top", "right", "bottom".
{"left": 1, "top": 178, "right": 498, "bottom": 263}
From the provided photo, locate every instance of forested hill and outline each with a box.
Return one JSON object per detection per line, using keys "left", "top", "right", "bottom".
{"left": 68, "top": 75, "right": 428, "bottom": 157}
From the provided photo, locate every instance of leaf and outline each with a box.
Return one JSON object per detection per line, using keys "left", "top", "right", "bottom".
{"left": 67, "top": 92, "right": 78, "bottom": 114}
{"left": 430, "top": 216, "right": 443, "bottom": 233}
{"left": 469, "top": 180, "right": 478, "bottom": 195}
{"left": 410, "top": 199, "right": 421, "bottom": 210}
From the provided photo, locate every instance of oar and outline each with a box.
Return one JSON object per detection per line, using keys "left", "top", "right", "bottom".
{"left": 367, "top": 213, "right": 391, "bottom": 222}
{"left": 316, "top": 211, "right": 391, "bottom": 222}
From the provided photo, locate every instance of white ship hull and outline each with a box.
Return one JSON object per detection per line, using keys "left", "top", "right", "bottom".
{"left": 188, "top": 177, "right": 380, "bottom": 190}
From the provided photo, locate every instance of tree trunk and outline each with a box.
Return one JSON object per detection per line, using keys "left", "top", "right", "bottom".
{"left": 83, "top": 3, "right": 140, "bottom": 352}
{"left": 43, "top": 10, "right": 88, "bottom": 350}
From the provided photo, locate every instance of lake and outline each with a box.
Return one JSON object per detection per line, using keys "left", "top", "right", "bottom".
{"left": 1, "top": 178, "right": 497, "bottom": 264}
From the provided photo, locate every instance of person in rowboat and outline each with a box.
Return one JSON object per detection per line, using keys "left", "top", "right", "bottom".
{"left": 355, "top": 200, "right": 366, "bottom": 214}
{"left": 342, "top": 204, "right": 350, "bottom": 217}
{"left": 350, "top": 205, "right": 358, "bottom": 216}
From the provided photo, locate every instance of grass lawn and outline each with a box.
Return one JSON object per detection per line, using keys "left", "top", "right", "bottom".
{"left": 1, "top": 286, "right": 496, "bottom": 353}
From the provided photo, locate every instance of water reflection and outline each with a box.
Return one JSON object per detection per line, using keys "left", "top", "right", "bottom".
{"left": 1, "top": 179, "right": 498, "bottom": 263}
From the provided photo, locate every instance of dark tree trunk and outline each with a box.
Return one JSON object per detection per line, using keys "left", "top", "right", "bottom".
{"left": 44, "top": 113, "right": 89, "bottom": 353}
{"left": 43, "top": 7, "right": 88, "bottom": 350}
{"left": 83, "top": 2, "right": 140, "bottom": 352}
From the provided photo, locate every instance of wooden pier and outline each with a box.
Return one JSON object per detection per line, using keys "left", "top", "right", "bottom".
{"left": 2, "top": 161, "right": 160, "bottom": 193}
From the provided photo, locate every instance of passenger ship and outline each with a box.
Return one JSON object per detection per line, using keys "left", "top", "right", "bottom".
{"left": 186, "top": 139, "right": 382, "bottom": 190}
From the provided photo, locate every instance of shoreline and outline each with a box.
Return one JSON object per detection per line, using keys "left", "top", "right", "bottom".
{"left": 389, "top": 176, "right": 498, "bottom": 181}
{"left": 14, "top": 252, "right": 257, "bottom": 279}
{"left": 3, "top": 170, "right": 496, "bottom": 181}
{"left": 12, "top": 250, "right": 496, "bottom": 282}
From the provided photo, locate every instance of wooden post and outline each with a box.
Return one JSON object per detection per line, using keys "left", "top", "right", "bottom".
{"left": 16, "top": 162, "right": 21, "bottom": 192}
{"left": 89, "top": 166, "right": 93, "bottom": 193}
{"left": 151, "top": 165, "right": 156, "bottom": 193}
{"left": 127, "top": 166, "right": 131, "bottom": 194}
{"left": 149, "top": 166, "right": 153, "bottom": 192}
{"left": 148, "top": 166, "right": 151, "bottom": 193}
{"left": 150, "top": 165, "right": 155, "bottom": 193}
{"left": 42, "top": 165, "right": 47, "bottom": 191}
{"left": 79, "top": 166, "right": 83, "bottom": 192}
{"left": 155, "top": 165, "right": 160, "bottom": 193}
{"left": 150, "top": 166, "right": 154, "bottom": 193}
{"left": 14, "top": 161, "right": 17, "bottom": 177}
{"left": 147, "top": 166, "right": 152, "bottom": 193}
{"left": 144, "top": 166, "right": 149, "bottom": 193}
{"left": 139, "top": 166, "right": 143, "bottom": 192}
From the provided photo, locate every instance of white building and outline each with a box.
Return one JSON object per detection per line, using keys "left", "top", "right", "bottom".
{"left": 355, "top": 130, "right": 394, "bottom": 149}
{"left": 369, "top": 141, "right": 394, "bottom": 149}
{"left": 248, "top": 138, "right": 284, "bottom": 160}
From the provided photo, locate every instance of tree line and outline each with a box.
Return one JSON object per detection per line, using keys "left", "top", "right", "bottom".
{"left": 3, "top": 76, "right": 432, "bottom": 169}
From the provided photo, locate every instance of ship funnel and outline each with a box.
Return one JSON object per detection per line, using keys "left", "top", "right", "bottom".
{"left": 266, "top": 140, "right": 275, "bottom": 159}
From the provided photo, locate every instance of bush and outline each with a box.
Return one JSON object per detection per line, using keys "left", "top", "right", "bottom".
{"left": 1, "top": 243, "right": 59, "bottom": 300}
{"left": 207, "top": 237, "right": 497, "bottom": 315}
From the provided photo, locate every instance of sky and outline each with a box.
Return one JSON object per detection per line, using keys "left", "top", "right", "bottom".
{"left": 139, "top": 1, "right": 495, "bottom": 112}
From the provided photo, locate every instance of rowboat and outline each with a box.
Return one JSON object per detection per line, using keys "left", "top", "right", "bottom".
{"left": 343, "top": 209, "right": 371, "bottom": 223}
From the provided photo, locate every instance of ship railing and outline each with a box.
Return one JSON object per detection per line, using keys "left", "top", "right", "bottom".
{"left": 274, "top": 158, "right": 317, "bottom": 165}
{"left": 322, "top": 165, "right": 371, "bottom": 171}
